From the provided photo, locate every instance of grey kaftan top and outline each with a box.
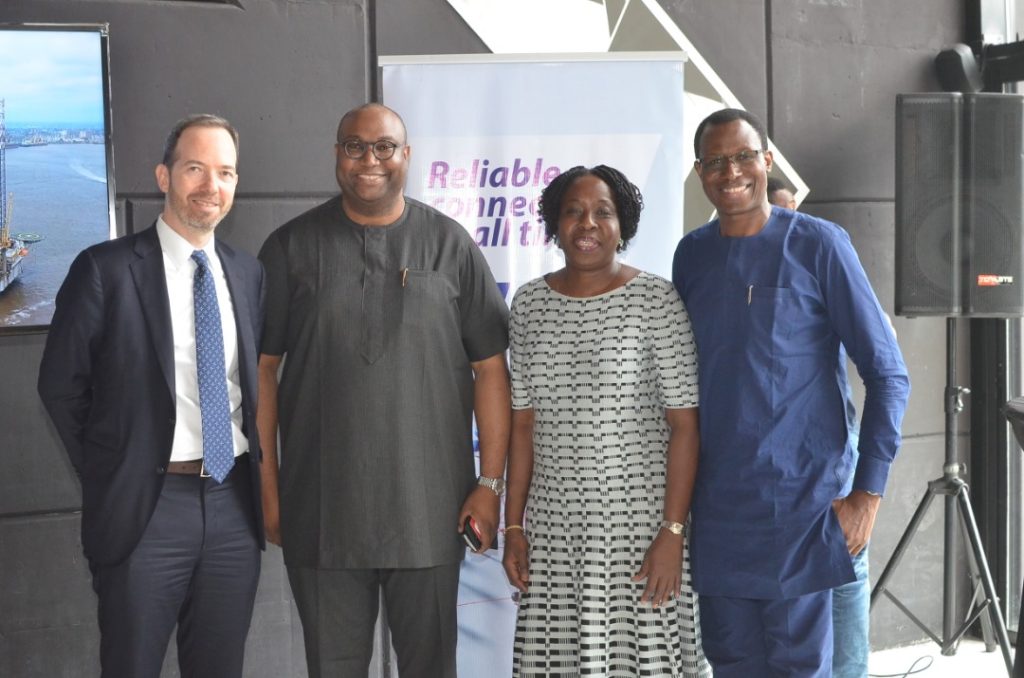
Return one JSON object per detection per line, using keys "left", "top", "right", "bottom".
{"left": 260, "top": 196, "right": 509, "bottom": 568}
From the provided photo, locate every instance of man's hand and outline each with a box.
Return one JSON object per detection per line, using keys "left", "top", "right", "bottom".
{"left": 257, "top": 353, "right": 284, "bottom": 547}
{"left": 263, "top": 491, "right": 282, "bottom": 546}
{"left": 458, "top": 485, "right": 500, "bottom": 552}
{"left": 833, "top": 489, "right": 882, "bottom": 556}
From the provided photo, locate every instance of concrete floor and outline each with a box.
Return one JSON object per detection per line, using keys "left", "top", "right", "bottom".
{"left": 869, "top": 638, "right": 1012, "bottom": 677}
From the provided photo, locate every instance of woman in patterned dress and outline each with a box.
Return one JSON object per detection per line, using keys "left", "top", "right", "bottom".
{"left": 502, "top": 165, "right": 711, "bottom": 677}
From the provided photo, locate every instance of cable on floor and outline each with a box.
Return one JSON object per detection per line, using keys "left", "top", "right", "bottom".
{"left": 869, "top": 654, "right": 935, "bottom": 677}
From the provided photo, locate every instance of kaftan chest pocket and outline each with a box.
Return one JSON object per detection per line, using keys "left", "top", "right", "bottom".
{"left": 400, "top": 270, "right": 457, "bottom": 328}
{"left": 746, "top": 285, "right": 802, "bottom": 342}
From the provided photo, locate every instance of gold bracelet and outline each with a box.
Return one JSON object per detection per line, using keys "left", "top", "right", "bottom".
{"left": 504, "top": 524, "right": 525, "bottom": 533}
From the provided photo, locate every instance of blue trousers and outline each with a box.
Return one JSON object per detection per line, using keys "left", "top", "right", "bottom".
{"left": 92, "top": 461, "right": 261, "bottom": 678}
{"left": 699, "top": 589, "right": 833, "bottom": 677}
{"left": 832, "top": 546, "right": 870, "bottom": 678}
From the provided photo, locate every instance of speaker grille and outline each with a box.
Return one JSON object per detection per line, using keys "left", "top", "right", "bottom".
{"left": 964, "top": 94, "right": 1024, "bottom": 316}
{"left": 896, "top": 92, "right": 1024, "bottom": 317}
{"left": 895, "top": 93, "right": 961, "bottom": 316}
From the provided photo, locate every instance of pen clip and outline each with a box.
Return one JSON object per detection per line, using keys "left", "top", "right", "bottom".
{"left": 402, "top": 268, "right": 409, "bottom": 288}
{"left": 747, "top": 284, "right": 753, "bottom": 305}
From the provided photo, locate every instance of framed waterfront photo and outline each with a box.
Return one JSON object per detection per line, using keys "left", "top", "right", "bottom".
{"left": 0, "top": 23, "right": 116, "bottom": 334}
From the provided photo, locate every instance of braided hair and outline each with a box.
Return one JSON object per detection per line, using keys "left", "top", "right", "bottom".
{"left": 538, "top": 165, "right": 644, "bottom": 251}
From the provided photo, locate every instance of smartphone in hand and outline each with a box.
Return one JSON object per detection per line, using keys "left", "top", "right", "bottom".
{"left": 462, "top": 516, "right": 484, "bottom": 551}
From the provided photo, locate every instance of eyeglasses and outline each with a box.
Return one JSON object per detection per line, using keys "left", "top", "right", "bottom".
{"left": 698, "top": 149, "right": 764, "bottom": 173}
{"left": 339, "top": 139, "right": 402, "bottom": 160}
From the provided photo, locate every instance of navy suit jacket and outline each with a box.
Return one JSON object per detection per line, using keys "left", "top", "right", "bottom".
{"left": 38, "top": 224, "right": 266, "bottom": 565}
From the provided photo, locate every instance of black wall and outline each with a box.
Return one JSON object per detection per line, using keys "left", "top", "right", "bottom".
{"left": 0, "top": 0, "right": 973, "bottom": 675}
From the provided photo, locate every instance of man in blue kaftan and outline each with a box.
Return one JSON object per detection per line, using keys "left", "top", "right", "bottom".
{"left": 673, "top": 108, "right": 910, "bottom": 677}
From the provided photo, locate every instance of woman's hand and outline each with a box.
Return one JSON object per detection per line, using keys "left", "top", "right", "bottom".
{"left": 502, "top": 530, "right": 531, "bottom": 593}
{"left": 632, "top": 529, "right": 683, "bottom": 607}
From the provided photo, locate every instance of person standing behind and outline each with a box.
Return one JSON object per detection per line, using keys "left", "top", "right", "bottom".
{"left": 673, "top": 108, "right": 909, "bottom": 677}
{"left": 38, "top": 114, "right": 265, "bottom": 678}
{"left": 767, "top": 174, "right": 871, "bottom": 678}
{"left": 502, "top": 165, "right": 710, "bottom": 677}
{"left": 766, "top": 176, "right": 797, "bottom": 210}
{"left": 256, "top": 103, "right": 511, "bottom": 678}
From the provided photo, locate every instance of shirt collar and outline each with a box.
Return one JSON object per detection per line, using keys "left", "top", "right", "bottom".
{"left": 156, "top": 216, "right": 217, "bottom": 271}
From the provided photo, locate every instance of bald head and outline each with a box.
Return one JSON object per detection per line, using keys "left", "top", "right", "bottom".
{"left": 333, "top": 102, "right": 411, "bottom": 226}
{"left": 336, "top": 103, "right": 407, "bottom": 144}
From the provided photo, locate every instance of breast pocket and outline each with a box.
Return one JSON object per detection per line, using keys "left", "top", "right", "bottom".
{"left": 400, "top": 270, "right": 457, "bottom": 328}
{"left": 747, "top": 285, "right": 802, "bottom": 345}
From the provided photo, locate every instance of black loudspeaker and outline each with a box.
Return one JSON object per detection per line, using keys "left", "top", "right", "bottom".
{"left": 895, "top": 92, "right": 1024, "bottom": 317}
{"left": 896, "top": 93, "right": 962, "bottom": 315}
{"left": 934, "top": 44, "right": 983, "bottom": 93}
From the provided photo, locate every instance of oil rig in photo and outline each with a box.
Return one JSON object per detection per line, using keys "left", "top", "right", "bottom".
{"left": 0, "top": 98, "right": 42, "bottom": 294}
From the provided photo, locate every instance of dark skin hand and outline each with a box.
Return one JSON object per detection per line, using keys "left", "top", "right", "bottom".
{"left": 833, "top": 489, "right": 881, "bottom": 555}
{"left": 503, "top": 529, "right": 530, "bottom": 593}
{"left": 256, "top": 353, "right": 283, "bottom": 546}
{"left": 458, "top": 486, "right": 501, "bottom": 552}
{"left": 502, "top": 407, "right": 534, "bottom": 589}
{"left": 633, "top": 407, "right": 697, "bottom": 608}
{"left": 633, "top": 529, "right": 684, "bottom": 608}
{"left": 456, "top": 353, "right": 511, "bottom": 553}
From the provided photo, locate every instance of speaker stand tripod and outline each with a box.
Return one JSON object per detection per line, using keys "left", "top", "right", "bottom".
{"left": 871, "top": 317, "right": 1013, "bottom": 675}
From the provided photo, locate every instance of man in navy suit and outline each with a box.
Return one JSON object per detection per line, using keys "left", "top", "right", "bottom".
{"left": 38, "top": 114, "right": 265, "bottom": 678}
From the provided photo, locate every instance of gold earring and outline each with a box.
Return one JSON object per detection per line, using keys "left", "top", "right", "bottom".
{"left": 616, "top": 239, "right": 624, "bottom": 252}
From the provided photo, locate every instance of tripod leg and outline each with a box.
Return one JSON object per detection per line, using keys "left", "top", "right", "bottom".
{"left": 957, "top": 504, "right": 998, "bottom": 651}
{"left": 871, "top": 488, "right": 938, "bottom": 608}
{"left": 943, "top": 493, "right": 958, "bottom": 653}
{"left": 1015, "top": 576, "right": 1024, "bottom": 678}
{"left": 956, "top": 488, "right": 1014, "bottom": 675}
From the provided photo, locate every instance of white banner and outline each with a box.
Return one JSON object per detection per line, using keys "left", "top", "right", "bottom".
{"left": 382, "top": 52, "right": 685, "bottom": 676}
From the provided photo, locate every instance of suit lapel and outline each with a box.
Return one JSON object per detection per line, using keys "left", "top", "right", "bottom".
{"left": 130, "top": 225, "right": 175, "bottom": 399}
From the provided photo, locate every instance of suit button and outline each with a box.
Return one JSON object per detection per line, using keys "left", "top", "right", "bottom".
{"left": 156, "top": 466, "right": 166, "bottom": 474}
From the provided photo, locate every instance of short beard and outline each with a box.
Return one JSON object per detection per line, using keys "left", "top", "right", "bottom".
{"left": 171, "top": 202, "right": 222, "bottom": 234}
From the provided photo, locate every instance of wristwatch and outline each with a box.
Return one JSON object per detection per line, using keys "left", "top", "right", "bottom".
{"left": 478, "top": 475, "right": 506, "bottom": 496}
{"left": 660, "top": 520, "right": 685, "bottom": 536}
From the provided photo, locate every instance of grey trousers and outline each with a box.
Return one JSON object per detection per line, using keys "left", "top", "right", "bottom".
{"left": 288, "top": 562, "right": 461, "bottom": 678}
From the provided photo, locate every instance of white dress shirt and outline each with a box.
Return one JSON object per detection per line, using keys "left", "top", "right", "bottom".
{"left": 156, "top": 217, "right": 247, "bottom": 462}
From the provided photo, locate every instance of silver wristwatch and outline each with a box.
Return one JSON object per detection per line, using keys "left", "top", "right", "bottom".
{"left": 478, "top": 475, "right": 506, "bottom": 496}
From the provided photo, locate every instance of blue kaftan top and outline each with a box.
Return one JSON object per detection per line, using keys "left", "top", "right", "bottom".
{"left": 672, "top": 207, "right": 910, "bottom": 599}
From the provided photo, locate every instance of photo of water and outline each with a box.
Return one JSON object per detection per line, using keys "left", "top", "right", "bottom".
{"left": 0, "top": 27, "right": 112, "bottom": 330}
{"left": 0, "top": 143, "right": 111, "bottom": 329}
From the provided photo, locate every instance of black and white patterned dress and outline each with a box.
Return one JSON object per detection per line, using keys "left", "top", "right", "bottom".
{"left": 509, "top": 272, "right": 711, "bottom": 677}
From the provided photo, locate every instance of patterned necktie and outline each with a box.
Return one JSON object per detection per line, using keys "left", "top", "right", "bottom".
{"left": 191, "top": 250, "right": 234, "bottom": 483}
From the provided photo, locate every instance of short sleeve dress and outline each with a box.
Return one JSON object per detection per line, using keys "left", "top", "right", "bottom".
{"left": 509, "top": 272, "right": 711, "bottom": 677}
